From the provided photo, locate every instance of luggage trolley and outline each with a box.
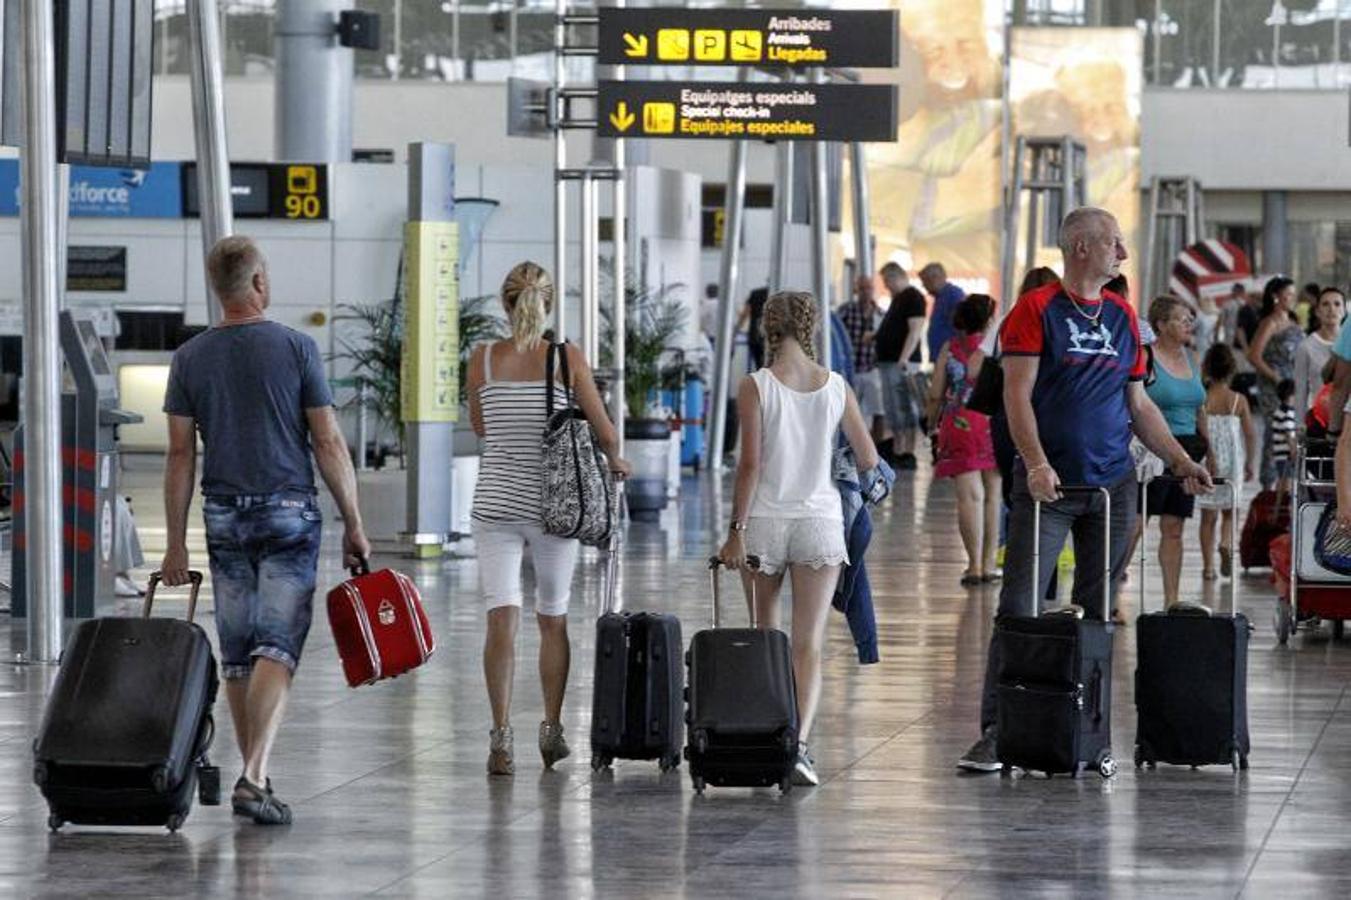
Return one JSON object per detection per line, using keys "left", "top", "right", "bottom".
{"left": 1271, "top": 438, "right": 1351, "bottom": 643}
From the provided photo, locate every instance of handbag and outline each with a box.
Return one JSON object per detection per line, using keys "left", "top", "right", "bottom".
{"left": 965, "top": 345, "right": 1002, "bottom": 417}
{"left": 541, "top": 342, "right": 615, "bottom": 547}
{"left": 1313, "top": 502, "right": 1351, "bottom": 576}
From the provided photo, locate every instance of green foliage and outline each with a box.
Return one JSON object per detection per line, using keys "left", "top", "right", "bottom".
{"left": 330, "top": 256, "right": 507, "bottom": 461}
{"left": 599, "top": 274, "right": 687, "bottom": 419}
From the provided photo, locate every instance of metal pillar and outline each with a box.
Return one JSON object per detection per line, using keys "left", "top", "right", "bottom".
{"left": 404, "top": 142, "right": 456, "bottom": 554}
{"left": 18, "top": 0, "right": 64, "bottom": 662}
{"left": 611, "top": 141, "right": 626, "bottom": 457}
{"left": 810, "top": 137, "right": 831, "bottom": 364}
{"left": 580, "top": 174, "right": 598, "bottom": 364}
{"left": 768, "top": 141, "right": 792, "bottom": 296}
{"left": 708, "top": 125, "right": 748, "bottom": 473}
{"left": 187, "top": 0, "right": 233, "bottom": 326}
{"left": 1000, "top": 136, "right": 1088, "bottom": 305}
{"left": 275, "top": 0, "right": 353, "bottom": 161}
{"left": 1143, "top": 176, "right": 1205, "bottom": 298}
{"left": 553, "top": 0, "right": 568, "bottom": 338}
{"left": 848, "top": 142, "right": 872, "bottom": 283}
{"left": 1262, "top": 190, "right": 1288, "bottom": 276}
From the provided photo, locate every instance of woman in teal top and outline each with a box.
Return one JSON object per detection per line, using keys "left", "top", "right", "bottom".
{"left": 1143, "top": 296, "right": 1209, "bottom": 609}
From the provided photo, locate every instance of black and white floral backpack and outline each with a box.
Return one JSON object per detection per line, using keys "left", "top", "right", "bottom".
{"left": 541, "top": 343, "right": 614, "bottom": 546}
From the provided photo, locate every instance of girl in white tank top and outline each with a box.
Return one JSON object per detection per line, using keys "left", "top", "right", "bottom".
{"left": 716, "top": 290, "right": 881, "bottom": 788}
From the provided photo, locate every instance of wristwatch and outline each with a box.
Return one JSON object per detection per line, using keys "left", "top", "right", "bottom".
{"left": 729, "top": 519, "right": 748, "bottom": 533}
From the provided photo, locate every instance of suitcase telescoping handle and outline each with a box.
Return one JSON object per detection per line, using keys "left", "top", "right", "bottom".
{"left": 144, "top": 570, "right": 204, "bottom": 623}
{"left": 1031, "top": 485, "right": 1111, "bottom": 619}
{"left": 1139, "top": 475, "right": 1237, "bottom": 615}
{"left": 708, "top": 555, "right": 761, "bottom": 629}
{"left": 602, "top": 487, "right": 625, "bottom": 616}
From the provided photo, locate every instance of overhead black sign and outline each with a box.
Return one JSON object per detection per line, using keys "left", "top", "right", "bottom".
{"left": 56, "top": 0, "right": 155, "bottom": 168}
{"left": 597, "top": 81, "right": 898, "bottom": 142}
{"left": 598, "top": 9, "right": 899, "bottom": 68}
{"left": 182, "top": 163, "right": 329, "bottom": 220}
{"left": 67, "top": 246, "right": 128, "bottom": 292}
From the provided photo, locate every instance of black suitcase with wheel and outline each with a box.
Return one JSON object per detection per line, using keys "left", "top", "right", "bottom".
{"left": 996, "top": 486, "right": 1117, "bottom": 778}
{"left": 685, "top": 557, "right": 798, "bottom": 793}
{"left": 589, "top": 505, "right": 684, "bottom": 772}
{"left": 1135, "top": 477, "right": 1251, "bottom": 771}
{"left": 34, "top": 572, "right": 221, "bottom": 832}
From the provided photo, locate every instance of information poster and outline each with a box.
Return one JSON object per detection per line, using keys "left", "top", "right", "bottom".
{"left": 400, "top": 221, "right": 460, "bottom": 423}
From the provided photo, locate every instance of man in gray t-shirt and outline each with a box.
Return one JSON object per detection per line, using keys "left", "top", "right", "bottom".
{"left": 161, "top": 235, "right": 369, "bottom": 825}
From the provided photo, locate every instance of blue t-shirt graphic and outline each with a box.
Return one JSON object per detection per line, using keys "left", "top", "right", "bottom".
{"left": 1000, "top": 283, "right": 1146, "bottom": 487}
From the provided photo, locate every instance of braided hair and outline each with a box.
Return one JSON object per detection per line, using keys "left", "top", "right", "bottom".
{"left": 762, "top": 291, "right": 818, "bottom": 364}
{"left": 501, "top": 261, "right": 555, "bottom": 352}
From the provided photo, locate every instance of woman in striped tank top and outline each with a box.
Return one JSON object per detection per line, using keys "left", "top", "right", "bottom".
{"left": 466, "top": 262, "right": 630, "bottom": 776}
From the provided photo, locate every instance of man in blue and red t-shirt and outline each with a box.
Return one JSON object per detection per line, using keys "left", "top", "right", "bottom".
{"left": 958, "top": 208, "right": 1212, "bottom": 772}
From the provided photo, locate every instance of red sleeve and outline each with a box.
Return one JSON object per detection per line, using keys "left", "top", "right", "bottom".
{"left": 1118, "top": 297, "right": 1147, "bottom": 379}
{"left": 1000, "top": 292, "right": 1046, "bottom": 355}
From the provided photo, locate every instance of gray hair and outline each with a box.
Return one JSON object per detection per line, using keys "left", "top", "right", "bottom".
{"left": 206, "top": 235, "right": 266, "bottom": 300}
{"left": 1057, "top": 207, "right": 1114, "bottom": 255}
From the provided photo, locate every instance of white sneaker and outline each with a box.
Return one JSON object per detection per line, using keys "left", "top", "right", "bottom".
{"left": 114, "top": 575, "right": 145, "bottom": 598}
{"left": 792, "top": 743, "right": 820, "bottom": 787}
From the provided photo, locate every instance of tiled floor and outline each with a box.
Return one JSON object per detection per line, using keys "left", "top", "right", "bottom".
{"left": 2, "top": 457, "right": 1350, "bottom": 898}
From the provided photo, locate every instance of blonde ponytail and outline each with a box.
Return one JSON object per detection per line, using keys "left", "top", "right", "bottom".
{"left": 762, "top": 291, "right": 818, "bottom": 363}
{"left": 501, "top": 261, "right": 555, "bottom": 352}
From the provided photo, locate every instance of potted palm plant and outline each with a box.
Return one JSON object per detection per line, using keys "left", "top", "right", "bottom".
{"left": 600, "top": 277, "right": 687, "bottom": 519}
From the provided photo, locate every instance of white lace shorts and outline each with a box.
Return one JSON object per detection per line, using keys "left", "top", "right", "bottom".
{"left": 745, "top": 516, "right": 849, "bottom": 576}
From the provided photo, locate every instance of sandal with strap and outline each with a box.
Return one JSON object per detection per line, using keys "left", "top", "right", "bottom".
{"left": 232, "top": 776, "right": 293, "bottom": 826}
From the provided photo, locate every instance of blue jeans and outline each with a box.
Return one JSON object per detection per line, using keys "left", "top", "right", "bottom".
{"left": 203, "top": 491, "right": 322, "bottom": 680}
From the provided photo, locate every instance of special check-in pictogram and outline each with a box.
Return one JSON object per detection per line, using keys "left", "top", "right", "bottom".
{"left": 598, "top": 81, "right": 899, "bottom": 142}
{"left": 598, "top": 8, "right": 898, "bottom": 68}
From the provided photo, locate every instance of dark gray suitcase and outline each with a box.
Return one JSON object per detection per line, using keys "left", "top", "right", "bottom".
{"left": 590, "top": 502, "right": 684, "bottom": 771}
{"left": 996, "top": 487, "right": 1117, "bottom": 778}
{"left": 685, "top": 557, "right": 798, "bottom": 794}
{"left": 33, "top": 572, "right": 220, "bottom": 832}
{"left": 1135, "top": 477, "right": 1251, "bottom": 770}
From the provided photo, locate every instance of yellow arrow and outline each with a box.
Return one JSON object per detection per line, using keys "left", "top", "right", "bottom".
{"left": 623, "top": 32, "right": 648, "bottom": 58}
{"left": 609, "top": 102, "right": 636, "bottom": 133}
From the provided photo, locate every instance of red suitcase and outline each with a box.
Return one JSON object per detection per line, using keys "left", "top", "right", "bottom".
{"left": 326, "top": 563, "right": 435, "bottom": 687}
{"left": 1241, "top": 489, "right": 1291, "bottom": 570}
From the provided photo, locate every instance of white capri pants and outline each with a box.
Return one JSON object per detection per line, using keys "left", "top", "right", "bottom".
{"left": 475, "top": 523, "right": 579, "bottom": 617}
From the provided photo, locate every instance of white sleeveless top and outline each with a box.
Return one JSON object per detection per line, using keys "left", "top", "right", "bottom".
{"left": 748, "top": 368, "right": 846, "bottom": 521}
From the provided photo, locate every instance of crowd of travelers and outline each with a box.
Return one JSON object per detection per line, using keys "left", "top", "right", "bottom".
{"left": 156, "top": 210, "right": 1351, "bottom": 822}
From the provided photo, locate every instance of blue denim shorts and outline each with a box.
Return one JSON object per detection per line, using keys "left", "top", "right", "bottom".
{"left": 203, "top": 491, "right": 322, "bottom": 680}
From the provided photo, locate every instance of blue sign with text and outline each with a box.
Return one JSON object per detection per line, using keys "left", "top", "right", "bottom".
{"left": 0, "top": 160, "right": 183, "bottom": 218}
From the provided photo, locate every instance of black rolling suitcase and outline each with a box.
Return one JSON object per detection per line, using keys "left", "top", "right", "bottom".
{"left": 996, "top": 487, "right": 1117, "bottom": 778}
{"left": 1135, "top": 477, "right": 1251, "bottom": 771}
{"left": 34, "top": 572, "right": 221, "bottom": 832}
{"left": 589, "top": 499, "right": 684, "bottom": 773}
{"left": 685, "top": 557, "right": 798, "bottom": 794}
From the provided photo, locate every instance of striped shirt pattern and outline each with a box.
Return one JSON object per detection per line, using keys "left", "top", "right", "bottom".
{"left": 1270, "top": 404, "right": 1298, "bottom": 463}
{"left": 470, "top": 349, "right": 569, "bottom": 525}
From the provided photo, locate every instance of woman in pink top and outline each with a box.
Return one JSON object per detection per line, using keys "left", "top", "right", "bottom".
{"left": 926, "top": 294, "right": 1000, "bottom": 585}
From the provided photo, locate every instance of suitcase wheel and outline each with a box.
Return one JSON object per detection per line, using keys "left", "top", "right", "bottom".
{"left": 198, "top": 765, "right": 222, "bottom": 806}
{"left": 150, "top": 765, "right": 172, "bottom": 795}
{"left": 47, "top": 814, "right": 63, "bottom": 833}
{"left": 1098, "top": 755, "right": 1118, "bottom": 779}
{"left": 590, "top": 754, "right": 611, "bottom": 772}
{"left": 659, "top": 754, "right": 680, "bottom": 774}
{"left": 778, "top": 778, "right": 792, "bottom": 794}
{"left": 692, "top": 776, "right": 705, "bottom": 794}
{"left": 166, "top": 813, "right": 185, "bottom": 833}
